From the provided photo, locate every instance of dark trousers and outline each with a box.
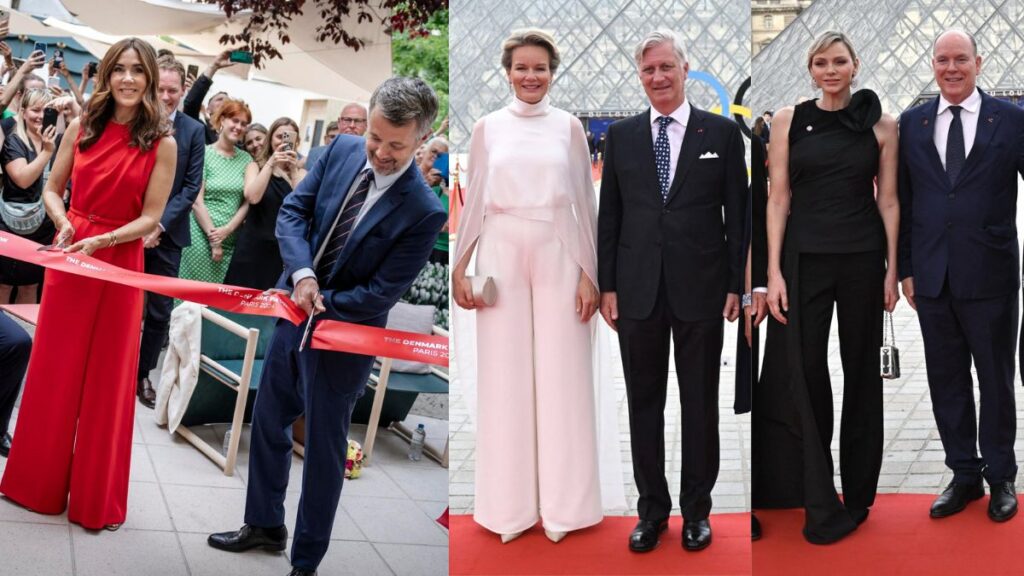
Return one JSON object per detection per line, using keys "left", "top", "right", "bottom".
{"left": 137, "top": 242, "right": 182, "bottom": 380}
{"left": 797, "top": 251, "right": 884, "bottom": 513}
{"left": 617, "top": 278, "right": 722, "bottom": 522}
{"left": 0, "top": 312, "right": 31, "bottom": 436}
{"left": 243, "top": 319, "right": 365, "bottom": 571}
{"left": 915, "top": 279, "right": 1018, "bottom": 484}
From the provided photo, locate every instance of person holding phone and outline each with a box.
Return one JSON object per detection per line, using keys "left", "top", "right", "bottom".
{"left": 225, "top": 117, "right": 306, "bottom": 289}
{"left": 182, "top": 49, "right": 237, "bottom": 144}
{"left": 417, "top": 136, "right": 449, "bottom": 264}
{"left": 0, "top": 88, "right": 61, "bottom": 305}
{"left": 0, "top": 50, "right": 46, "bottom": 124}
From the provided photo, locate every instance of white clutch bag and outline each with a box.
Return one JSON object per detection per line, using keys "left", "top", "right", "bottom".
{"left": 467, "top": 276, "right": 497, "bottom": 307}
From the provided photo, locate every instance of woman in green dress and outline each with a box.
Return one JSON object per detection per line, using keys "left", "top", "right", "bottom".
{"left": 178, "top": 98, "right": 253, "bottom": 285}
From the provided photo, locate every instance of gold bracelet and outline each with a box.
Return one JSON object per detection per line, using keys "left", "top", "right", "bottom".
{"left": 107, "top": 232, "right": 117, "bottom": 247}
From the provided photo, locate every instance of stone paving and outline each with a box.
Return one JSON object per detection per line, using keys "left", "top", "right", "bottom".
{"left": 0, "top": 318, "right": 450, "bottom": 576}
{"left": 449, "top": 321, "right": 752, "bottom": 519}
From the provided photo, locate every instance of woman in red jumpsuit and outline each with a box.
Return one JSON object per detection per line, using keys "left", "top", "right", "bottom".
{"left": 0, "top": 37, "right": 177, "bottom": 530}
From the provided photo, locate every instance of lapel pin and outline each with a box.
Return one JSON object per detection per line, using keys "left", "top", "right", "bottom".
{"left": 697, "top": 128, "right": 704, "bottom": 134}
{"left": 923, "top": 118, "right": 929, "bottom": 126}
{"left": 806, "top": 125, "right": 813, "bottom": 131}
{"left": 988, "top": 117, "right": 994, "bottom": 123}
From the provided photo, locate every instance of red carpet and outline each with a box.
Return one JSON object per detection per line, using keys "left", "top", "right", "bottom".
{"left": 755, "top": 493, "right": 1022, "bottom": 575}
{"left": 450, "top": 514, "right": 751, "bottom": 575}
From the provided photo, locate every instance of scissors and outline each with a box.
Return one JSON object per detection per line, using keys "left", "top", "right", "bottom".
{"left": 298, "top": 290, "right": 320, "bottom": 352}
{"left": 36, "top": 240, "right": 70, "bottom": 252}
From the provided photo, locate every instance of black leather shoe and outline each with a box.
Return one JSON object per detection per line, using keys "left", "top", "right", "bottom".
{"left": 683, "top": 518, "right": 712, "bottom": 551}
{"left": 849, "top": 507, "right": 870, "bottom": 526}
{"left": 628, "top": 519, "right": 668, "bottom": 552}
{"left": 208, "top": 524, "right": 288, "bottom": 552}
{"left": 286, "top": 569, "right": 316, "bottom": 576}
{"left": 988, "top": 482, "right": 1018, "bottom": 522}
{"left": 751, "top": 513, "right": 761, "bottom": 541}
{"left": 137, "top": 377, "right": 156, "bottom": 409}
{"left": 930, "top": 480, "right": 985, "bottom": 518}
{"left": 0, "top": 433, "right": 10, "bottom": 458}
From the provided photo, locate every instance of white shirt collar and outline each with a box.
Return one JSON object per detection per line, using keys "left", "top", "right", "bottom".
{"left": 651, "top": 100, "right": 690, "bottom": 128}
{"left": 168, "top": 110, "right": 177, "bottom": 122}
{"left": 364, "top": 157, "right": 413, "bottom": 192}
{"left": 938, "top": 87, "right": 981, "bottom": 116}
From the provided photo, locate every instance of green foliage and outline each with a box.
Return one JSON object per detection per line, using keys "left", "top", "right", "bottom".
{"left": 392, "top": 8, "right": 448, "bottom": 129}
{"left": 401, "top": 261, "right": 449, "bottom": 329}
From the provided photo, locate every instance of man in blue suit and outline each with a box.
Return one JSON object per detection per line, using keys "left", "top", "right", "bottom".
{"left": 0, "top": 312, "right": 31, "bottom": 457}
{"left": 207, "top": 77, "right": 446, "bottom": 576}
{"left": 898, "top": 29, "right": 1024, "bottom": 523}
{"left": 135, "top": 56, "right": 206, "bottom": 408}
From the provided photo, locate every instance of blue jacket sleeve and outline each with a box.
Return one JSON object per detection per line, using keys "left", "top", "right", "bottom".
{"left": 160, "top": 123, "right": 205, "bottom": 234}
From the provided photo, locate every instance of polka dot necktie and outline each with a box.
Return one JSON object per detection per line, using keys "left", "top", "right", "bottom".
{"left": 946, "top": 105, "right": 965, "bottom": 185}
{"left": 655, "top": 116, "right": 673, "bottom": 203}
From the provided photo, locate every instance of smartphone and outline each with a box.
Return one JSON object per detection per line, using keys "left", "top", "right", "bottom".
{"left": 280, "top": 130, "right": 293, "bottom": 152}
{"left": 432, "top": 152, "right": 449, "bottom": 184}
{"left": 42, "top": 107, "right": 58, "bottom": 132}
{"left": 0, "top": 9, "right": 10, "bottom": 29}
{"left": 46, "top": 75, "right": 59, "bottom": 89}
{"left": 228, "top": 50, "right": 254, "bottom": 65}
{"left": 87, "top": 61, "right": 98, "bottom": 78}
{"left": 53, "top": 49, "right": 64, "bottom": 70}
{"left": 32, "top": 42, "right": 46, "bottom": 57}
{"left": 186, "top": 63, "right": 199, "bottom": 80}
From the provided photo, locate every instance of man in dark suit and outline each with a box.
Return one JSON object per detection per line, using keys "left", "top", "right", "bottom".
{"left": 207, "top": 77, "right": 446, "bottom": 576}
{"left": 135, "top": 56, "right": 206, "bottom": 407}
{"left": 0, "top": 312, "right": 31, "bottom": 457}
{"left": 898, "top": 29, "right": 1024, "bottom": 523}
{"left": 598, "top": 29, "right": 746, "bottom": 553}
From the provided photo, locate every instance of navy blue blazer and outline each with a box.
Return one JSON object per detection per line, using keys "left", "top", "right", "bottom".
{"left": 275, "top": 135, "right": 447, "bottom": 326}
{"left": 897, "top": 91, "right": 1024, "bottom": 300}
{"left": 160, "top": 112, "right": 206, "bottom": 248}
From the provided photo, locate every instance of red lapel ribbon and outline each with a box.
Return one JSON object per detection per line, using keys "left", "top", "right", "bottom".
{"left": 0, "top": 231, "right": 449, "bottom": 366}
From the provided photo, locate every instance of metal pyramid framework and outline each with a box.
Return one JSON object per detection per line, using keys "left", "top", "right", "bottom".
{"left": 450, "top": 0, "right": 751, "bottom": 151}
{"left": 751, "top": 0, "right": 1024, "bottom": 117}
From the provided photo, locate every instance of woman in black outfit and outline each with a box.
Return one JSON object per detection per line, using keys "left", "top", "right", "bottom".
{"left": 0, "top": 89, "right": 62, "bottom": 304}
{"left": 758, "top": 31, "right": 900, "bottom": 544}
{"left": 224, "top": 117, "right": 305, "bottom": 289}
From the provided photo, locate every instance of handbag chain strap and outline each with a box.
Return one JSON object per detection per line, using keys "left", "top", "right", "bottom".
{"left": 883, "top": 311, "right": 896, "bottom": 347}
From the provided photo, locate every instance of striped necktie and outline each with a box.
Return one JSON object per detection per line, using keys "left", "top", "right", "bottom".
{"left": 317, "top": 169, "right": 374, "bottom": 279}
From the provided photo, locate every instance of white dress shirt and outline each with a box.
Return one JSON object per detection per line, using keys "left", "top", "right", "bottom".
{"left": 933, "top": 87, "right": 981, "bottom": 168}
{"left": 650, "top": 100, "right": 690, "bottom": 189}
{"left": 291, "top": 158, "right": 413, "bottom": 285}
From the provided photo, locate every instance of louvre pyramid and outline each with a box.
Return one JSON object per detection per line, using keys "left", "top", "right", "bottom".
{"left": 450, "top": 0, "right": 751, "bottom": 151}
{"left": 752, "top": 0, "right": 1024, "bottom": 117}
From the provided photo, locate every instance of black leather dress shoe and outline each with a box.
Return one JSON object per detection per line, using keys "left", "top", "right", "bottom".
{"left": 628, "top": 519, "right": 668, "bottom": 552}
{"left": 208, "top": 524, "right": 288, "bottom": 552}
{"left": 286, "top": 569, "right": 316, "bottom": 576}
{"left": 137, "top": 377, "right": 156, "bottom": 409}
{"left": 751, "top": 513, "right": 761, "bottom": 541}
{"left": 849, "top": 507, "right": 870, "bottom": 526}
{"left": 0, "top": 433, "right": 11, "bottom": 458}
{"left": 930, "top": 480, "right": 985, "bottom": 518}
{"left": 988, "top": 482, "right": 1018, "bottom": 522}
{"left": 683, "top": 518, "right": 712, "bottom": 551}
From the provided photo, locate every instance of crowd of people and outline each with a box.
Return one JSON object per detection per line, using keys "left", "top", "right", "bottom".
{"left": 0, "top": 31, "right": 448, "bottom": 576}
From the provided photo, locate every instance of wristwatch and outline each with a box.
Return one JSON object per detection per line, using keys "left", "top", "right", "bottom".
{"left": 741, "top": 293, "right": 752, "bottom": 308}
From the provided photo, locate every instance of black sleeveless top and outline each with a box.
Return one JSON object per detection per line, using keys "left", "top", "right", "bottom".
{"left": 785, "top": 89, "right": 885, "bottom": 253}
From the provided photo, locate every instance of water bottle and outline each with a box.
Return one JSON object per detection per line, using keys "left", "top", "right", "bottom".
{"left": 408, "top": 424, "right": 426, "bottom": 461}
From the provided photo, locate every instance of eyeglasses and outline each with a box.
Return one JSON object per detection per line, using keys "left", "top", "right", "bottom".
{"left": 339, "top": 116, "right": 366, "bottom": 125}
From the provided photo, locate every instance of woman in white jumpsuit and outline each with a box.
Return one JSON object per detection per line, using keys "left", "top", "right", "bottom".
{"left": 453, "top": 28, "right": 603, "bottom": 543}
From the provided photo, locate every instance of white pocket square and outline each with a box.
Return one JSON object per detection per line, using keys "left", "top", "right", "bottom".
{"left": 699, "top": 151, "right": 719, "bottom": 159}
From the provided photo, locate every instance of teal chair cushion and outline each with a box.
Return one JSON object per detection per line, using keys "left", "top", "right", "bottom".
{"left": 351, "top": 369, "right": 448, "bottom": 427}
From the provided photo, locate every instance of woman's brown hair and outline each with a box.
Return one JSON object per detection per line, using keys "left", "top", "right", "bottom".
{"left": 256, "top": 117, "right": 299, "bottom": 169}
{"left": 79, "top": 37, "right": 170, "bottom": 152}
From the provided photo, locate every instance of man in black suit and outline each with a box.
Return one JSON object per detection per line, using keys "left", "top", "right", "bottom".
{"left": 598, "top": 29, "right": 746, "bottom": 552}
{"left": 136, "top": 56, "right": 206, "bottom": 407}
{"left": 898, "top": 29, "right": 1024, "bottom": 522}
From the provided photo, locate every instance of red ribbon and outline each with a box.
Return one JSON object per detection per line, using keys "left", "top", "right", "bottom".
{"left": 0, "top": 231, "right": 305, "bottom": 323}
{"left": 312, "top": 319, "right": 449, "bottom": 367}
{"left": 0, "top": 232, "right": 450, "bottom": 366}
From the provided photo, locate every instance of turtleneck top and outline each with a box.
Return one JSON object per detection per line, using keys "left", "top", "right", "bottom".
{"left": 455, "top": 94, "right": 599, "bottom": 287}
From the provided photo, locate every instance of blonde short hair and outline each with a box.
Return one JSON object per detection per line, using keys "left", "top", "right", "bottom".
{"left": 500, "top": 28, "right": 561, "bottom": 74}
{"left": 806, "top": 31, "right": 859, "bottom": 70}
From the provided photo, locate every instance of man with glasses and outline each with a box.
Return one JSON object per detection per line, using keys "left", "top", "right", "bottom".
{"left": 307, "top": 103, "right": 367, "bottom": 170}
